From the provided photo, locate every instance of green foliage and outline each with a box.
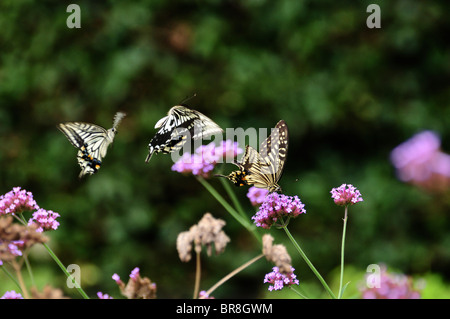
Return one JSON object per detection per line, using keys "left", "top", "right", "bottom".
{"left": 1, "top": 0, "right": 449, "bottom": 298}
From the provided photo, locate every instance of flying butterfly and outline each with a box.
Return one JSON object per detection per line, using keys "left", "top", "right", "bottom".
{"left": 216, "top": 120, "right": 289, "bottom": 193}
{"left": 145, "top": 104, "right": 223, "bottom": 163}
{"left": 58, "top": 112, "right": 126, "bottom": 178}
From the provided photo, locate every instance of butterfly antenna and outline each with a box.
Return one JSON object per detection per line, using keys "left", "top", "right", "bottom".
{"left": 179, "top": 93, "right": 197, "bottom": 106}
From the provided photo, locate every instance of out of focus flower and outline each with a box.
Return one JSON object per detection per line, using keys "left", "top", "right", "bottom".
{"left": 251, "top": 193, "right": 306, "bottom": 229}
{"left": 247, "top": 186, "right": 269, "bottom": 206}
{"left": 97, "top": 292, "right": 113, "bottom": 299}
{"left": 262, "top": 234, "right": 293, "bottom": 275}
{"left": 171, "top": 140, "right": 243, "bottom": 178}
{"left": 30, "top": 285, "right": 69, "bottom": 299}
{"left": 0, "top": 216, "right": 47, "bottom": 264}
{"left": 177, "top": 213, "right": 230, "bottom": 262}
{"left": 390, "top": 130, "right": 450, "bottom": 191}
{"left": 1, "top": 291, "right": 24, "bottom": 299}
{"left": 0, "top": 187, "right": 39, "bottom": 216}
{"left": 330, "top": 184, "right": 363, "bottom": 207}
{"left": 199, "top": 290, "right": 214, "bottom": 299}
{"left": 264, "top": 266, "right": 299, "bottom": 291}
{"left": 113, "top": 268, "right": 157, "bottom": 299}
{"left": 28, "top": 209, "right": 60, "bottom": 232}
{"left": 361, "top": 266, "right": 423, "bottom": 299}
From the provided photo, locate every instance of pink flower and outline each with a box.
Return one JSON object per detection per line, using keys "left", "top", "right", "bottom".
{"left": 28, "top": 209, "right": 60, "bottom": 232}
{"left": 264, "top": 266, "right": 299, "bottom": 291}
{"left": 1, "top": 291, "right": 24, "bottom": 299}
{"left": 0, "top": 187, "right": 39, "bottom": 216}
{"left": 252, "top": 193, "right": 306, "bottom": 229}
{"left": 390, "top": 131, "right": 450, "bottom": 191}
{"left": 361, "top": 265, "right": 422, "bottom": 299}
{"left": 171, "top": 140, "right": 243, "bottom": 178}
{"left": 130, "top": 267, "right": 140, "bottom": 281}
{"left": 97, "top": 292, "right": 114, "bottom": 299}
{"left": 246, "top": 186, "right": 269, "bottom": 206}
{"left": 330, "top": 184, "right": 363, "bottom": 207}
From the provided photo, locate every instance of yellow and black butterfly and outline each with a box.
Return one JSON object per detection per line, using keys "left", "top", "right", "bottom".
{"left": 58, "top": 112, "right": 126, "bottom": 178}
{"left": 216, "top": 120, "right": 289, "bottom": 193}
{"left": 145, "top": 104, "right": 223, "bottom": 163}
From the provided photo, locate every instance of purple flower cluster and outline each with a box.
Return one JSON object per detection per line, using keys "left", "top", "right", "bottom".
{"left": 97, "top": 292, "right": 114, "bottom": 299}
{"left": 361, "top": 266, "right": 422, "bottom": 299}
{"left": 264, "top": 266, "right": 299, "bottom": 291}
{"left": 251, "top": 193, "right": 306, "bottom": 229}
{"left": 390, "top": 131, "right": 450, "bottom": 191}
{"left": 1, "top": 290, "right": 24, "bottom": 299}
{"left": 129, "top": 267, "right": 140, "bottom": 281}
{"left": 199, "top": 290, "right": 214, "bottom": 299}
{"left": 171, "top": 140, "right": 243, "bottom": 178}
{"left": 28, "top": 209, "right": 60, "bottom": 232}
{"left": 0, "top": 187, "right": 39, "bottom": 216}
{"left": 246, "top": 186, "right": 269, "bottom": 206}
{"left": 330, "top": 184, "right": 363, "bottom": 207}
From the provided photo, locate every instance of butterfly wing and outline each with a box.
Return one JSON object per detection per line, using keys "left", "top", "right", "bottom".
{"left": 238, "top": 120, "right": 289, "bottom": 192}
{"left": 146, "top": 105, "right": 223, "bottom": 163}
{"left": 58, "top": 112, "right": 125, "bottom": 177}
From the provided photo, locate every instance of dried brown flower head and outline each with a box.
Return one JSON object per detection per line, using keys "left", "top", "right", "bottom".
{"left": 262, "top": 234, "right": 293, "bottom": 275}
{"left": 0, "top": 216, "right": 47, "bottom": 262}
{"left": 117, "top": 268, "right": 157, "bottom": 299}
{"left": 176, "top": 213, "right": 230, "bottom": 262}
{"left": 30, "top": 285, "right": 69, "bottom": 299}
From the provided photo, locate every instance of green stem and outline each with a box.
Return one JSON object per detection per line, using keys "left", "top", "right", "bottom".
{"left": 289, "top": 286, "right": 309, "bottom": 299}
{"left": 1, "top": 265, "right": 22, "bottom": 291}
{"left": 42, "top": 243, "right": 89, "bottom": 299}
{"left": 219, "top": 178, "right": 247, "bottom": 220}
{"left": 196, "top": 177, "right": 260, "bottom": 243}
{"left": 23, "top": 255, "right": 36, "bottom": 287}
{"left": 282, "top": 225, "right": 336, "bottom": 299}
{"left": 338, "top": 206, "right": 348, "bottom": 299}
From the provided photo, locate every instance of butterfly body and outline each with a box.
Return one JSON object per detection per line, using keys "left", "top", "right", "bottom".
{"left": 216, "top": 120, "right": 288, "bottom": 193}
{"left": 58, "top": 112, "right": 126, "bottom": 178}
{"left": 146, "top": 105, "right": 223, "bottom": 163}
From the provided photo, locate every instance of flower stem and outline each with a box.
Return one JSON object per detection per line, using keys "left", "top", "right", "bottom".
{"left": 205, "top": 254, "right": 264, "bottom": 297}
{"left": 193, "top": 251, "right": 201, "bottom": 299}
{"left": 12, "top": 260, "right": 29, "bottom": 299}
{"left": 338, "top": 206, "right": 348, "bottom": 299}
{"left": 196, "top": 176, "right": 260, "bottom": 243}
{"left": 219, "top": 178, "right": 247, "bottom": 220}
{"left": 1, "top": 264, "right": 22, "bottom": 292}
{"left": 42, "top": 243, "right": 89, "bottom": 299}
{"left": 282, "top": 225, "right": 336, "bottom": 299}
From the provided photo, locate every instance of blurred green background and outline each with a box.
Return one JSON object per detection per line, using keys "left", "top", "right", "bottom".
{"left": 1, "top": 0, "right": 449, "bottom": 298}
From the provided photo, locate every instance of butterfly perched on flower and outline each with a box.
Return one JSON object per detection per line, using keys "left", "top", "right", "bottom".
{"left": 216, "top": 120, "right": 289, "bottom": 193}
{"left": 145, "top": 104, "right": 223, "bottom": 163}
{"left": 58, "top": 112, "right": 126, "bottom": 178}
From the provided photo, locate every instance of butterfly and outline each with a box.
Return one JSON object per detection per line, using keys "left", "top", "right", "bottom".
{"left": 216, "top": 120, "right": 289, "bottom": 193}
{"left": 58, "top": 112, "right": 126, "bottom": 178}
{"left": 145, "top": 105, "right": 223, "bottom": 163}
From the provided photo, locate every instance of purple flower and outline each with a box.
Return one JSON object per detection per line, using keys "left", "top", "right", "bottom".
{"left": 246, "top": 186, "right": 269, "bottom": 206}
{"left": 1, "top": 290, "right": 24, "bottom": 299}
{"left": 330, "top": 184, "right": 363, "bottom": 207}
{"left": 251, "top": 193, "right": 306, "bottom": 229}
{"left": 112, "top": 273, "right": 122, "bottom": 284}
{"left": 130, "top": 267, "right": 140, "bottom": 281}
{"left": 171, "top": 140, "right": 243, "bottom": 178}
{"left": 97, "top": 292, "right": 114, "bottom": 299}
{"left": 28, "top": 209, "right": 60, "bottom": 232}
{"left": 0, "top": 187, "right": 39, "bottom": 216}
{"left": 264, "top": 266, "right": 299, "bottom": 291}
{"left": 361, "top": 266, "right": 422, "bottom": 299}
{"left": 390, "top": 131, "right": 450, "bottom": 191}
{"left": 199, "top": 291, "right": 214, "bottom": 299}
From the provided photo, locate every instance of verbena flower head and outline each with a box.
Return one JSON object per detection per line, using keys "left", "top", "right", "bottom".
{"left": 361, "top": 266, "right": 423, "bottom": 299}
{"left": 251, "top": 193, "right": 306, "bottom": 229}
{"left": 330, "top": 184, "right": 363, "bottom": 206}
{"left": 28, "top": 209, "right": 60, "bottom": 232}
{"left": 130, "top": 267, "right": 140, "bottom": 281}
{"left": 171, "top": 140, "right": 243, "bottom": 178}
{"left": 0, "top": 187, "right": 39, "bottom": 216}
{"left": 390, "top": 130, "right": 450, "bottom": 191}
{"left": 247, "top": 186, "right": 269, "bottom": 206}
{"left": 264, "top": 266, "right": 299, "bottom": 291}
{"left": 199, "top": 291, "right": 214, "bottom": 299}
{"left": 1, "top": 290, "right": 24, "bottom": 299}
{"left": 97, "top": 292, "right": 114, "bottom": 299}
